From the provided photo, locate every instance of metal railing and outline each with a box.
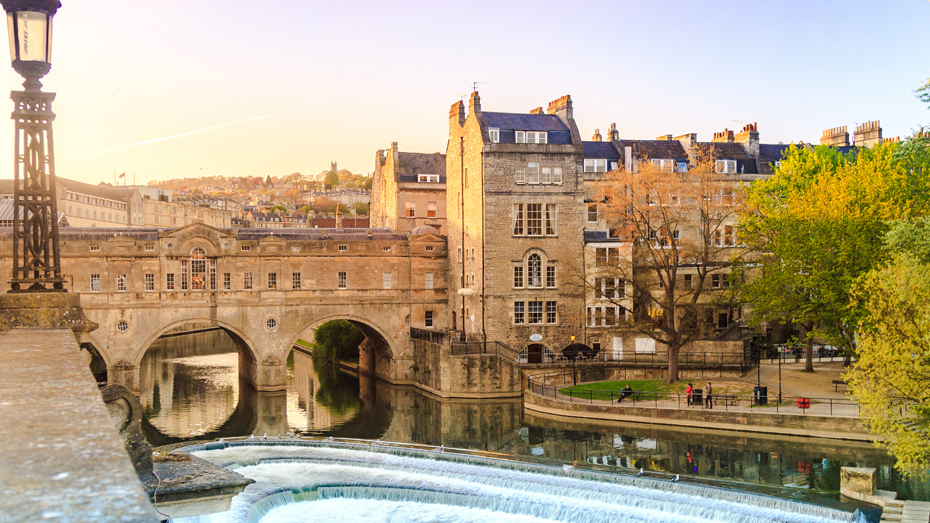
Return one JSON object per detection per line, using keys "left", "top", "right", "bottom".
{"left": 526, "top": 370, "right": 860, "bottom": 417}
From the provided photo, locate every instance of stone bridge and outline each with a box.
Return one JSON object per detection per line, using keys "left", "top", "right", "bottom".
{"left": 1, "top": 223, "right": 451, "bottom": 393}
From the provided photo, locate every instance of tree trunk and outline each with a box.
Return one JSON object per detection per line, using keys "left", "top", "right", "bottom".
{"left": 667, "top": 343, "right": 680, "bottom": 383}
{"left": 805, "top": 337, "right": 814, "bottom": 373}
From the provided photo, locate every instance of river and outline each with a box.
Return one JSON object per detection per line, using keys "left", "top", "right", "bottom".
{"left": 138, "top": 328, "right": 929, "bottom": 507}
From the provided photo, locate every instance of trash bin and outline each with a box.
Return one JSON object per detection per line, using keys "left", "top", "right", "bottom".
{"left": 754, "top": 386, "right": 768, "bottom": 406}
{"left": 691, "top": 388, "right": 703, "bottom": 405}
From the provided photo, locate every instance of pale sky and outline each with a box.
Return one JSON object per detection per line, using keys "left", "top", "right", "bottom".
{"left": 1, "top": 0, "right": 928, "bottom": 186}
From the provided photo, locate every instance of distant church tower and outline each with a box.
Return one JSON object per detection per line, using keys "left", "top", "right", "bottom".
{"left": 331, "top": 161, "right": 338, "bottom": 172}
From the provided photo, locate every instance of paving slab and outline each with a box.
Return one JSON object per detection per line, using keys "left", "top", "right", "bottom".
{"left": 0, "top": 328, "right": 158, "bottom": 522}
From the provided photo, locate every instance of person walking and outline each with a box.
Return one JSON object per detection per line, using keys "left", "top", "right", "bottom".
{"left": 705, "top": 382, "right": 713, "bottom": 409}
{"left": 685, "top": 383, "right": 693, "bottom": 407}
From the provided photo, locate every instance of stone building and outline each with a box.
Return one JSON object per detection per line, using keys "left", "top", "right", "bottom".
{"left": 371, "top": 143, "right": 446, "bottom": 233}
{"left": 445, "top": 92, "right": 587, "bottom": 360}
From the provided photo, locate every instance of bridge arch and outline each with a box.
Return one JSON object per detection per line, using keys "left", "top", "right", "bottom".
{"left": 132, "top": 318, "right": 261, "bottom": 369}
{"left": 286, "top": 313, "right": 401, "bottom": 381}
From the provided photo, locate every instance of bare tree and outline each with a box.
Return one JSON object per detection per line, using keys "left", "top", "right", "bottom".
{"left": 587, "top": 150, "right": 742, "bottom": 382}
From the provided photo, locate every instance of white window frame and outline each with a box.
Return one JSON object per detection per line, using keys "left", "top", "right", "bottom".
{"left": 90, "top": 274, "right": 101, "bottom": 292}
{"left": 144, "top": 273, "right": 155, "bottom": 292}
{"left": 553, "top": 167, "right": 563, "bottom": 184}
{"left": 417, "top": 174, "right": 440, "bottom": 183}
{"left": 587, "top": 204, "right": 598, "bottom": 223}
{"left": 515, "top": 167, "right": 526, "bottom": 184}
{"left": 338, "top": 272, "right": 347, "bottom": 289}
{"left": 116, "top": 274, "right": 127, "bottom": 292}
{"left": 677, "top": 162, "right": 688, "bottom": 173}
{"left": 650, "top": 159, "right": 674, "bottom": 172}
{"left": 488, "top": 128, "right": 499, "bottom": 143}
{"left": 584, "top": 159, "right": 608, "bottom": 173}
{"left": 405, "top": 202, "right": 415, "bottom": 217}
{"left": 527, "top": 163, "right": 540, "bottom": 184}
{"left": 514, "top": 301, "right": 525, "bottom": 324}
{"left": 541, "top": 167, "right": 552, "bottom": 184}
{"left": 526, "top": 131, "right": 547, "bottom": 144}
{"left": 425, "top": 310, "right": 434, "bottom": 328}
{"left": 716, "top": 159, "right": 737, "bottom": 174}
{"left": 515, "top": 131, "right": 526, "bottom": 143}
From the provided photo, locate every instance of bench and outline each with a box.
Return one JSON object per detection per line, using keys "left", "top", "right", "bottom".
{"left": 832, "top": 380, "right": 847, "bottom": 392}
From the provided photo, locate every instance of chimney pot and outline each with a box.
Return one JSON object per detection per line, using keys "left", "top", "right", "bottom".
{"left": 529, "top": 107, "right": 543, "bottom": 115}
{"left": 592, "top": 129, "right": 602, "bottom": 142}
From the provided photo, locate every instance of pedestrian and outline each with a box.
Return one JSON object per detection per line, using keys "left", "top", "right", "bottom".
{"left": 705, "top": 382, "right": 713, "bottom": 409}
{"left": 685, "top": 383, "right": 693, "bottom": 406}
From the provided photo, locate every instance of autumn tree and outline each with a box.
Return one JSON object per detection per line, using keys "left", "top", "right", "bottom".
{"left": 592, "top": 150, "right": 742, "bottom": 383}
{"left": 324, "top": 170, "right": 339, "bottom": 189}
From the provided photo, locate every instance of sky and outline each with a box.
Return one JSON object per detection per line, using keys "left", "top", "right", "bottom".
{"left": 1, "top": 0, "right": 928, "bottom": 186}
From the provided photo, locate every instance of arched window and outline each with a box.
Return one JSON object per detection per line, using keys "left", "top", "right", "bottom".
{"left": 191, "top": 248, "right": 207, "bottom": 290}
{"left": 528, "top": 254, "right": 542, "bottom": 288}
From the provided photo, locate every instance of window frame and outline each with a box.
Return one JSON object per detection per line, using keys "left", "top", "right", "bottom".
{"left": 116, "top": 274, "right": 127, "bottom": 292}
{"left": 514, "top": 301, "right": 525, "bottom": 324}
{"left": 425, "top": 310, "right": 434, "bottom": 328}
{"left": 383, "top": 272, "right": 392, "bottom": 289}
{"left": 338, "top": 272, "right": 347, "bottom": 289}
{"left": 144, "top": 273, "right": 155, "bottom": 292}
{"left": 405, "top": 201, "right": 415, "bottom": 218}
{"left": 488, "top": 128, "right": 499, "bottom": 143}
{"left": 90, "top": 274, "right": 101, "bottom": 292}
{"left": 292, "top": 272, "right": 301, "bottom": 290}
{"left": 527, "top": 163, "right": 540, "bottom": 184}
{"left": 513, "top": 265, "right": 524, "bottom": 288}
{"left": 244, "top": 273, "right": 253, "bottom": 290}
{"left": 426, "top": 201, "right": 437, "bottom": 218}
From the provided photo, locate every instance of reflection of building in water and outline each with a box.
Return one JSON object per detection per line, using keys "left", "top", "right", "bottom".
{"left": 139, "top": 329, "right": 239, "bottom": 438}
{"left": 288, "top": 350, "right": 359, "bottom": 433}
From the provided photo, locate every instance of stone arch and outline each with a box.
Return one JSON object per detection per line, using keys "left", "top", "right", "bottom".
{"left": 177, "top": 236, "right": 220, "bottom": 257}
{"left": 132, "top": 318, "right": 260, "bottom": 369}
{"left": 287, "top": 313, "right": 400, "bottom": 380}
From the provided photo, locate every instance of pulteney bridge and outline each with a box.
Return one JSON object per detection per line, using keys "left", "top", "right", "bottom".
{"left": 0, "top": 223, "right": 476, "bottom": 394}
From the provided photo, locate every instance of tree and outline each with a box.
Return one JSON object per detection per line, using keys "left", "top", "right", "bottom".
{"left": 917, "top": 75, "right": 930, "bottom": 108}
{"left": 312, "top": 320, "right": 363, "bottom": 363}
{"left": 324, "top": 170, "right": 339, "bottom": 189}
{"left": 269, "top": 205, "right": 287, "bottom": 214}
{"left": 739, "top": 142, "right": 930, "bottom": 371}
{"left": 850, "top": 240, "right": 930, "bottom": 475}
{"left": 592, "top": 150, "right": 741, "bottom": 383}
{"left": 352, "top": 202, "right": 369, "bottom": 215}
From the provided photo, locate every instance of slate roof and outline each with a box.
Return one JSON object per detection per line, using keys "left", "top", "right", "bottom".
{"left": 583, "top": 141, "right": 621, "bottom": 159}
{"left": 482, "top": 112, "right": 569, "bottom": 132}
{"left": 396, "top": 152, "right": 446, "bottom": 176}
{"left": 698, "top": 142, "right": 753, "bottom": 160}
{"left": 614, "top": 139, "right": 689, "bottom": 160}
{"left": 758, "top": 144, "right": 791, "bottom": 166}
{"left": 237, "top": 228, "right": 404, "bottom": 241}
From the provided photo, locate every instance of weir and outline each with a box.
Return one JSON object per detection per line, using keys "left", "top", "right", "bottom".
{"left": 174, "top": 440, "right": 866, "bottom": 523}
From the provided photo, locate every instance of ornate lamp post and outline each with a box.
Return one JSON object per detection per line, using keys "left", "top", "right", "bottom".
{"left": 2, "top": 0, "right": 63, "bottom": 292}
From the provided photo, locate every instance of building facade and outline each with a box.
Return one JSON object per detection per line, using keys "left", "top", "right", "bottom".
{"left": 371, "top": 143, "right": 447, "bottom": 233}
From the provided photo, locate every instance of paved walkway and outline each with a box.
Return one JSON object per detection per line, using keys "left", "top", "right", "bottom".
{"left": 0, "top": 328, "right": 158, "bottom": 522}
{"left": 880, "top": 499, "right": 930, "bottom": 522}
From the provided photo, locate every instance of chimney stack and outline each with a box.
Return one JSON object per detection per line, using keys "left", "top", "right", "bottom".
{"left": 546, "top": 94, "right": 573, "bottom": 126}
{"left": 449, "top": 100, "right": 465, "bottom": 129}
{"left": 854, "top": 120, "right": 882, "bottom": 148}
{"left": 656, "top": 134, "right": 672, "bottom": 141}
{"left": 529, "top": 107, "right": 543, "bottom": 115}
{"left": 608, "top": 123, "right": 619, "bottom": 141}
{"left": 469, "top": 91, "right": 481, "bottom": 115}
{"left": 712, "top": 129, "right": 735, "bottom": 143}
{"left": 820, "top": 126, "right": 849, "bottom": 147}
{"left": 735, "top": 122, "right": 759, "bottom": 157}
{"left": 592, "top": 129, "right": 602, "bottom": 142}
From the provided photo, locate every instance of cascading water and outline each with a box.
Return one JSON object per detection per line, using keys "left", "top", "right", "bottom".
{"left": 173, "top": 440, "right": 868, "bottom": 523}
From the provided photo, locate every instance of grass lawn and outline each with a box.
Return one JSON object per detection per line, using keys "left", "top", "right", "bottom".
{"left": 295, "top": 339, "right": 313, "bottom": 348}
{"left": 558, "top": 380, "right": 685, "bottom": 401}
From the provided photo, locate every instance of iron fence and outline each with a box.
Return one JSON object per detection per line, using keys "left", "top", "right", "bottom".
{"left": 526, "top": 370, "right": 860, "bottom": 418}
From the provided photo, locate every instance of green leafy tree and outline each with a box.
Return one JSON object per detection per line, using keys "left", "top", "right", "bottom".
{"left": 740, "top": 142, "right": 930, "bottom": 370}
{"left": 312, "top": 320, "right": 363, "bottom": 363}
{"left": 917, "top": 75, "right": 930, "bottom": 108}
{"left": 324, "top": 170, "right": 339, "bottom": 189}
{"left": 269, "top": 205, "right": 287, "bottom": 214}
{"left": 352, "top": 202, "right": 369, "bottom": 215}
{"left": 850, "top": 220, "right": 930, "bottom": 473}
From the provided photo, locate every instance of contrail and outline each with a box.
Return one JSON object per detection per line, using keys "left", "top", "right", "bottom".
{"left": 69, "top": 114, "right": 272, "bottom": 160}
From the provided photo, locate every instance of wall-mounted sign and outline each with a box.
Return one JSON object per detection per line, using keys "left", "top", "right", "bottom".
{"left": 530, "top": 333, "right": 543, "bottom": 342}
{"left": 470, "top": 314, "right": 476, "bottom": 322}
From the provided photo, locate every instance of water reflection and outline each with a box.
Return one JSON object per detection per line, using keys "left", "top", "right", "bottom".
{"left": 138, "top": 329, "right": 929, "bottom": 504}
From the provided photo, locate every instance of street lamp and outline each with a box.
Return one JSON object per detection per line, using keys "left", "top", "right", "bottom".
{"left": 2, "top": 0, "right": 64, "bottom": 292}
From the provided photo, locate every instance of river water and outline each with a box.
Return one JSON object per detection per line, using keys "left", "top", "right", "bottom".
{"left": 138, "top": 329, "right": 929, "bottom": 508}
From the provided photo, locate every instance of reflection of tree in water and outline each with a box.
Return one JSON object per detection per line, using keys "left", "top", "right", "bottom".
{"left": 314, "top": 364, "right": 360, "bottom": 414}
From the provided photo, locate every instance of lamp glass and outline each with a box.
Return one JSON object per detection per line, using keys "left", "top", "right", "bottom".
{"left": 7, "top": 10, "right": 51, "bottom": 63}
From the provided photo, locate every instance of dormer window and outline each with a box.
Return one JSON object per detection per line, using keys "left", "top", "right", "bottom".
{"left": 488, "top": 128, "right": 499, "bottom": 143}
{"left": 716, "top": 160, "right": 737, "bottom": 174}
{"left": 650, "top": 159, "right": 675, "bottom": 173}
{"left": 515, "top": 131, "right": 547, "bottom": 144}
{"left": 417, "top": 174, "right": 440, "bottom": 183}
{"left": 677, "top": 162, "right": 688, "bottom": 173}
{"left": 584, "top": 159, "right": 607, "bottom": 173}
